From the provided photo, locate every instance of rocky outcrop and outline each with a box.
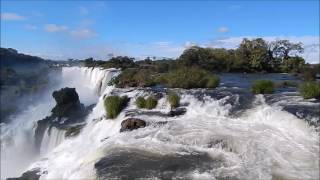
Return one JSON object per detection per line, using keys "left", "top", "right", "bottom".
{"left": 34, "top": 87, "right": 94, "bottom": 150}
{"left": 94, "top": 149, "right": 219, "bottom": 179}
{"left": 6, "top": 169, "right": 40, "bottom": 180}
{"left": 168, "top": 108, "right": 186, "bottom": 117}
{"left": 51, "top": 87, "right": 85, "bottom": 121}
{"left": 120, "top": 118, "right": 146, "bottom": 132}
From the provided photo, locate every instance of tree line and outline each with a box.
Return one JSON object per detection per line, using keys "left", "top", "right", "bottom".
{"left": 84, "top": 38, "right": 317, "bottom": 74}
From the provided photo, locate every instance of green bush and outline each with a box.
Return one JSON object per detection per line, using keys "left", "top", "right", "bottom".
{"left": 168, "top": 91, "right": 180, "bottom": 108}
{"left": 104, "top": 95, "right": 129, "bottom": 119}
{"left": 145, "top": 96, "right": 158, "bottom": 109}
{"left": 206, "top": 75, "right": 220, "bottom": 88}
{"left": 163, "top": 67, "right": 219, "bottom": 89}
{"left": 299, "top": 82, "right": 320, "bottom": 99}
{"left": 136, "top": 96, "right": 146, "bottom": 108}
{"left": 251, "top": 80, "right": 274, "bottom": 94}
{"left": 114, "top": 69, "right": 156, "bottom": 88}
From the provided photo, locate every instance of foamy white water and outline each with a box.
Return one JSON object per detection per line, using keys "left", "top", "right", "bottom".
{"left": 26, "top": 91, "right": 319, "bottom": 180}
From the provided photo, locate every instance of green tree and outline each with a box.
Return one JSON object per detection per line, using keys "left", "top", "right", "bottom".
{"left": 236, "top": 38, "right": 269, "bottom": 72}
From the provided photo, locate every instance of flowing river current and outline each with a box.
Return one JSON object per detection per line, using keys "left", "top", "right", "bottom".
{"left": 1, "top": 67, "right": 319, "bottom": 180}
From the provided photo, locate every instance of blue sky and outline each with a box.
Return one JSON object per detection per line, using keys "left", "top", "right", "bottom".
{"left": 1, "top": 0, "right": 319, "bottom": 63}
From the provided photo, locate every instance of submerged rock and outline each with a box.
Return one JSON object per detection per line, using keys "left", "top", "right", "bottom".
{"left": 94, "top": 149, "right": 222, "bottom": 179}
{"left": 65, "top": 124, "right": 85, "bottom": 138}
{"left": 168, "top": 107, "right": 187, "bottom": 117}
{"left": 6, "top": 169, "right": 40, "bottom": 180}
{"left": 120, "top": 118, "right": 146, "bottom": 132}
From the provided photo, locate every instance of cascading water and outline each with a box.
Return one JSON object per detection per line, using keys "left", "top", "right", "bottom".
{"left": 1, "top": 69, "right": 319, "bottom": 180}
{"left": 0, "top": 67, "right": 120, "bottom": 179}
{"left": 23, "top": 88, "right": 319, "bottom": 180}
{"left": 40, "top": 127, "right": 66, "bottom": 156}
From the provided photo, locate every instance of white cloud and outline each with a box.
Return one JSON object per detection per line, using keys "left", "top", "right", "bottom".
{"left": 217, "top": 27, "right": 229, "bottom": 33}
{"left": 183, "top": 41, "right": 197, "bottom": 48}
{"left": 44, "top": 24, "right": 68, "bottom": 32}
{"left": 153, "top": 41, "right": 173, "bottom": 48}
{"left": 1, "top": 13, "right": 26, "bottom": 21}
{"left": 25, "top": 24, "right": 37, "bottom": 30}
{"left": 70, "top": 29, "right": 97, "bottom": 39}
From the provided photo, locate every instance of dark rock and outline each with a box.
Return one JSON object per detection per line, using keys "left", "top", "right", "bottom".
{"left": 168, "top": 107, "right": 187, "bottom": 117}
{"left": 34, "top": 116, "right": 52, "bottom": 149}
{"left": 120, "top": 118, "right": 146, "bottom": 132}
{"left": 6, "top": 169, "right": 40, "bottom": 180}
{"left": 94, "top": 148, "right": 224, "bottom": 180}
{"left": 65, "top": 124, "right": 85, "bottom": 138}
{"left": 34, "top": 87, "right": 94, "bottom": 151}
{"left": 51, "top": 87, "right": 84, "bottom": 118}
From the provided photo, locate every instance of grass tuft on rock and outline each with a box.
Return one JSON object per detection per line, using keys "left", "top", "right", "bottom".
{"left": 104, "top": 95, "right": 129, "bottom": 119}
{"left": 168, "top": 91, "right": 180, "bottom": 108}
{"left": 299, "top": 82, "right": 320, "bottom": 99}
{"left": 136, "top": 96, "right": 146, "bottom": 108}
{"left": 206, "top": 75, "right": 220, "bottom": 88}
{"left": 145, "top": 96, "right": 158, "bottom": 109}
{"left": 251, "top": 80, "right": 274, "bottom": 94}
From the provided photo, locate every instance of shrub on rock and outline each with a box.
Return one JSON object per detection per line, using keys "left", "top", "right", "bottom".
{"left": 135, "top": 96, "right": 146, "bottom": 108}
{"left": 251, "top": 80, "right": 274, "bottom": 94}
{"left": 104, "top": 95, "right": 129, "bottom": 119}
{"left": 206, "top": 75, "right": 220, "bottom": 88}
{"left": 299, "top": 82, "right": 320, "bottom": 99}
{"left": 168, "top": 91, "right": 180, "bottom": 108}
{"left": 145, "top": 96, "right": 157, "bottom": 109}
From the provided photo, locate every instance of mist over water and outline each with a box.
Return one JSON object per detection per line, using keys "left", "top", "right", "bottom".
{"left": 1, "top": 67, "right": 319, "bottom": 180}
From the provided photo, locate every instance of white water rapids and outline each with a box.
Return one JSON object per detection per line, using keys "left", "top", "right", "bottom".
{"left": 1, "top": 67, "right": 319, "bottom": 180}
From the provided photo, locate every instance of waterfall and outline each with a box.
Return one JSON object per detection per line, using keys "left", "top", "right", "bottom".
{"left": 40, "top": 127, "right": 66, "bottom": 156}
{"left": 2, "top": 68, "right": 319, "bottom": 180}
{"left": 61, "top": 67, "right": 120, "bottom": 95}
{"left": 0, "top": 67, "right": 120, "bottom": 179}
{"left": 26, "top": 90, "right": 319, "bottom": 180}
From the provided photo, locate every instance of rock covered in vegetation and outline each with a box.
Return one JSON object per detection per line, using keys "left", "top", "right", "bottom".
{"left": 120, "top": 118, "right": 146, "bottom": 132}
{"left": 299, "top": 81, "right": 320, "bottom": 99}
{"left": 251, "top": 80, "right": 274, "bottom": 94}
{"left": 104, "top": 95, "right": 130, "bottom": 119}
{"left": 135, "top": 96, "right": 146, "bottom": 108}
{"left": 167, "top": 91, "right": 180, "bottom": 108}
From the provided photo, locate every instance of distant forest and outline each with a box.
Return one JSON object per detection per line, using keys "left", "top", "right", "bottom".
{"left": 83, "top": 38, "right": 319, "bottom": 74}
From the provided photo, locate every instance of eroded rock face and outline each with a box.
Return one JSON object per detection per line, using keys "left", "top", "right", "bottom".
{"left": 94, "top": 149, "right": 222, "bottom": 180}
{"left": 120, "top": 118, "right": 146, "bottom": 132}
{"left": 34, "top": 87, "right": 94, "bottom": 150}
{"left": 51, "top": 87, "right": 84, "bottom": 118}
{"left": 6, "top": 169, "right": 40, "bottom": 180}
